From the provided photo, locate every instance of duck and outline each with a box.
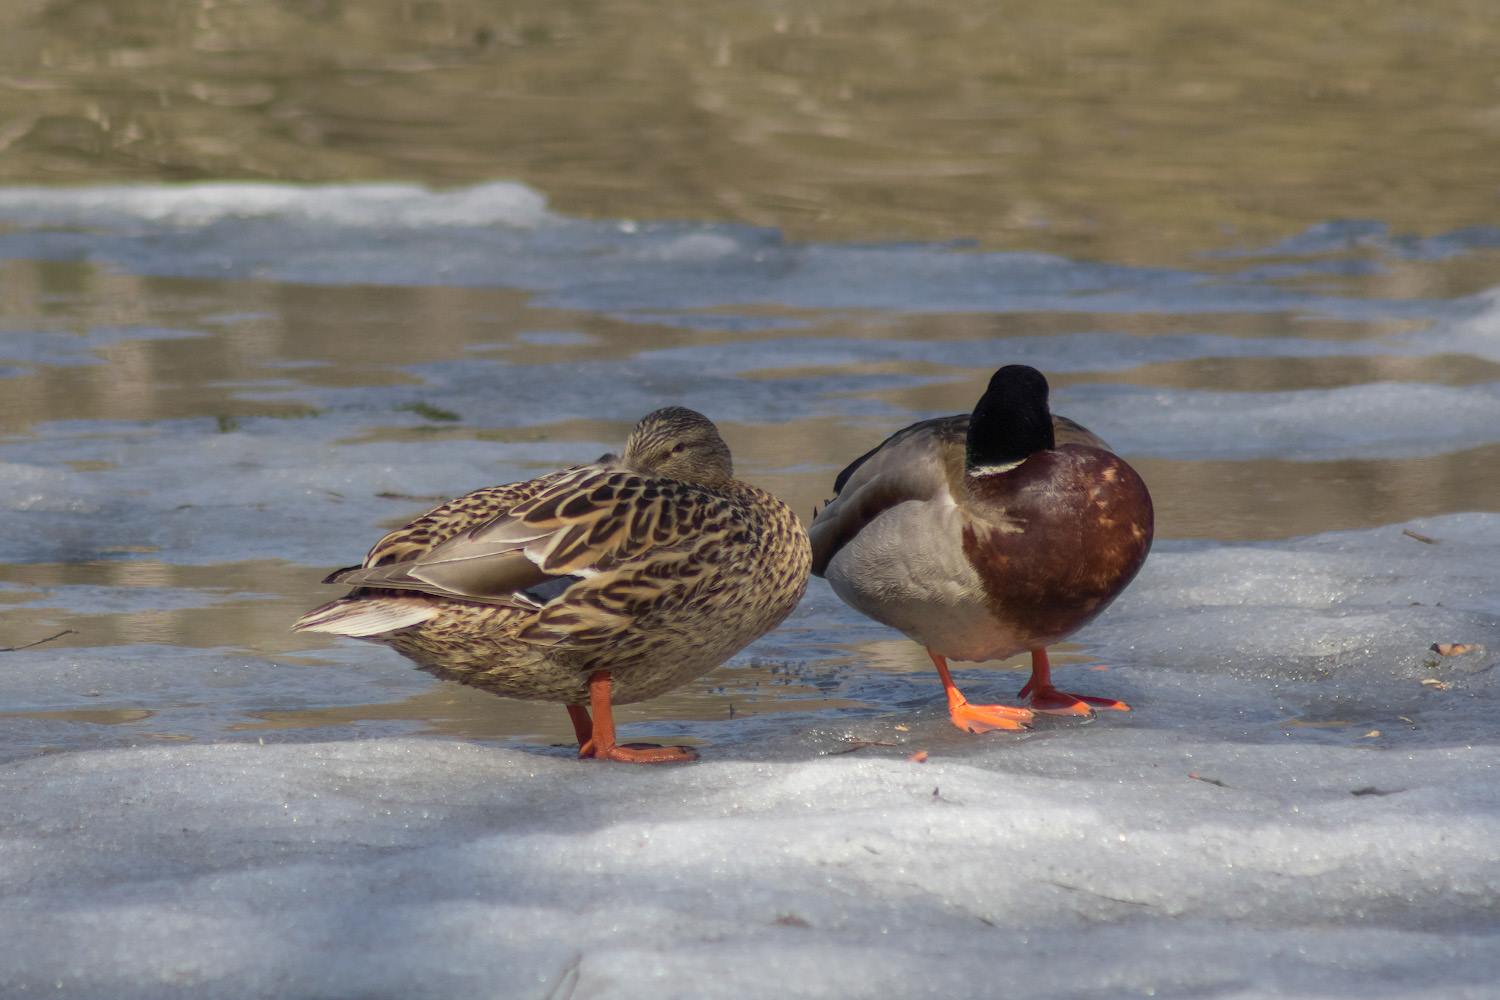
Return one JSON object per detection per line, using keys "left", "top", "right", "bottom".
{"left": 294, "top": 406, "right": 812, "bottom": 763}
{"left": 809, "top": 365, "right": 1152, "bottom": 733}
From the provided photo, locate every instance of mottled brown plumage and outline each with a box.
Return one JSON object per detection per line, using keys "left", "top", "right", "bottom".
{"left": 294, "top": 407, "right": 811, "bottom": 760}
{"left": 809, "top": 366, "right": 1152, "bottom": 729}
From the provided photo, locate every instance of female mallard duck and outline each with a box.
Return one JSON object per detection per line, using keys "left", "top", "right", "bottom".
{"left": 809, "top": 365, "right": 1152, "bottom": 733}
{"left": 294, "top": 407, "right": 811, "bottom": 763}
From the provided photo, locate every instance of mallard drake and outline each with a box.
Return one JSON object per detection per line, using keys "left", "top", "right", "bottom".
{"left": 809, "top": 365, "right": 1152, "bottom": 732}
{"left": 294, "top": 407, "right": 811, "bottom": 763}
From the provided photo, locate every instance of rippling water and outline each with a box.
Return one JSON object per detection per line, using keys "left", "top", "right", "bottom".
{"left": 6, "top": 1, "right": 1500, "bottom": 262}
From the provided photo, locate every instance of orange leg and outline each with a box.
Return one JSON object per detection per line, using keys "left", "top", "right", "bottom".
{"left": 576, "top": 670, "right": 698, "bottom": 764}
{"left": 565, "top": 704, "right": 593, "bottom": 749}
{"left": 929, "top": 651, "right": 1033, "bottom": 733}
{"left": 1018, "top": 648, "right": 1130, "bottom": 716}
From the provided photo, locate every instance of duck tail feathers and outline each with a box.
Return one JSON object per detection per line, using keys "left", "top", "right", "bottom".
{"left": 291, "top": 597, "right": 436, "bottom": 637}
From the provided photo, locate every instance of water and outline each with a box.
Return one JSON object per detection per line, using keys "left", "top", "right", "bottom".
{"left": 6, "top": 1, "right": 1500, "bottom": 262}
{"left": 3, "top": 5, "right": 1500, "bottom": 997}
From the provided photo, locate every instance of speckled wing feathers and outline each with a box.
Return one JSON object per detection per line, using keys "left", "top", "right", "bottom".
{"left": 295, "top": 412, "right": 812, "bottom": 708}
{"left": 361, "top": 471, "right": 574, "bottom": 567}
{"left": 328, "top": 464, "right": 748, "bottom": 622}
{"left": 512, "top": 471, "right": 751, "bottom": 648}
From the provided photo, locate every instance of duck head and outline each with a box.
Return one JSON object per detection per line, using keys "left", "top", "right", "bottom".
{"left": 965, "top": 365, "right": 1056, "bottom": 474}
{"left": 623, "top": 406, "right": 734, "bottom": 486}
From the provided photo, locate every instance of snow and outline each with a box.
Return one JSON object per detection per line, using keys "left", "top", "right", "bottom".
{"left": 0, "top": 181, "right": 554, "bottom": 230}
{"left": 5, "top": 644, "right": 1500, "bottom": 999}
{"left": 1, "top": 183, "right": 1499, "bottom": 998}
{"left": 6, "top": 681, "right": 1500, "bottom": 1000}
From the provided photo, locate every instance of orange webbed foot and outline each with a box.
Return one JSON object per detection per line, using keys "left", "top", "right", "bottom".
{"left": 576, "top": 671, "right": 700, "bottom": 764}
{"left": 586, "top": 742, "right": 699, "bottom": 764}
{"left": 947, "top": 699, "right": 1034, "bottom": 734}
{"left": 1019, "top": 684, "right": 1130, "bottom": 716}
{"left": 1020, "top": 650, "right": 1130, "bottom": 717}
{"left": 928, "top": 650, "right": 1032, "bottom": 734}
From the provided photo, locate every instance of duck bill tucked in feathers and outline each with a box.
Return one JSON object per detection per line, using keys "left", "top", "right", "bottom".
{"left": 810, "top": 365, "right": 1153, "bottom": 732}
{"left": 295, "top": 406, "right": 811, "bottom": 764}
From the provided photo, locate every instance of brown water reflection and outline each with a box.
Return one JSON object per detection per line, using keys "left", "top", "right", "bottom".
{"left": 3, "top": 257, "right": 1497, "bottom": 565}
{"left": 4, "top": 1, "right": 1498, "bottom": 263}
{"left": 231, "top": 656, "right": 867, "bottom": 748}
{"left": 226, "top": 635, "right": 1094, "bottom": 748}
{"left": 0, "top": 559, "right": 318, "bottom": 653}
{"left": 0, "top": 707, "right": 153, "bottom": 726}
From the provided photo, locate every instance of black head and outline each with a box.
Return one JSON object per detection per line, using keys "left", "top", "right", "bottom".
{"left": 965, "top": 365, "right": 1055, "bottom": 470}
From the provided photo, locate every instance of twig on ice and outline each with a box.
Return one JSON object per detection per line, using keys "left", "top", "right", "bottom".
{"left": 1187, "top": 772, "right": 1228, "bottom": 788}
{"left": 0, "top": 629, "right": 76, "bottom": 652}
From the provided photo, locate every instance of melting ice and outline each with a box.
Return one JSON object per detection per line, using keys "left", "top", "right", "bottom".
{"left": 0, "top": 183, "right": 1498, "bottom": 999}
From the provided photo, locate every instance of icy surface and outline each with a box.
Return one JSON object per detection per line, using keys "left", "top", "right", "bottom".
{"left": 1, "top": 183, "right": 1499, "bottom": 998}
{"left": 5, "top": 730, "right": 1500, "bottom": 1000}
{"left": 0, "top": 181, "right": 554, "bottom": 230}
{"left": 0, "top": 181, "right": 1459, "bottom": 320}
{"left": 1062, "top": 380, "right": 1500, "bottom": 459}
{"left": 7, "top": 509, "right": 1500, "bottom": 1000}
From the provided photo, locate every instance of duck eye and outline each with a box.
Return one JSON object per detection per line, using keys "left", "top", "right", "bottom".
{"left": 670, "top": 443, "right": 687, "bottom": 455}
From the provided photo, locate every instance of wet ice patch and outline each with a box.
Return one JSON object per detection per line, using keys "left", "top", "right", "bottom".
{"left": 1056, "top": 380, "right": 1500, "bottom": 460}
{"left": 0, "top": 415, "right": 614, "bottom": 565}
{"left": 3, "top": 360, "right": 1498, "bottom": 578}
{"left": 507, "top": 330, "right": 600, "bottom": 347}
{"left": 0, "top": 327, "right": 206, "bottom": 371}
{"left": 3, "top": 416, "right": 1500, "bottom": 999}
{"left": 1065, "top": 512, "right": 1500, "bottom": 747}
{"left": 0, "top": 582, "right": 274, "bottom": 615}
{"left": 0, "top": 643, "right": 432, "bottom": 762}
{"left": 0, "top": 181, "right": 552, "bottom": 230}
{"left": 224, "top": 324, "right": 1500, "bottom": 462}
{"left": 635, "top": 327, "right": 1484, "bottom": 374}
{"left": 1401, "top": 284, "right": 1500, "bottom": 362}
{"left": 0, "top": 461, "right": 95, "bottom": 513}
{"left": 1228, "top": 218, "right": 1500, "bottom": 261}
{"left": 226, "top": 350, "right": 919, "bottom": 431}
{"left": 0, "top": 182, "right": 1461, "bottom": 326}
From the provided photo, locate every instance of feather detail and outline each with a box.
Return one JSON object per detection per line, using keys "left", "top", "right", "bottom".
{"left": 292, "top": 407, "right": 813, "bottom": 709}
{"left": 811, "top": 367, "right": 1150, "bottom": 667}
{"left": 292, "top": 597, "right": 437, "bottom": 637}
{"left": 811, "top": 417, "right": 964, "bottom": 576}
{"left": 810, "top": 413, "right": 1109, "bottom": 576}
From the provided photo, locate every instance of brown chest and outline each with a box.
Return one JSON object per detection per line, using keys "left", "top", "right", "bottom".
{"left": 961, "top": 447, "right": 1153, "bottom": 636}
